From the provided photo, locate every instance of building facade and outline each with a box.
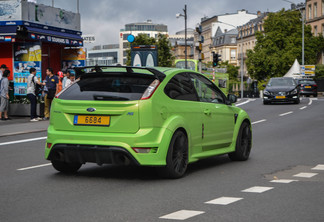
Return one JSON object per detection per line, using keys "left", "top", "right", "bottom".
{"left": 194, "top": 10, "right": 257, "bottom": 63}
{"left": 169, "top": 29, "right": 194, "bottom": 60}
{"left": 237, "top": 12, "right": 268, "bottom": 77}
{"left": 306, "top": 0, "right": 324, "bottom": 63}
{"left": 119, "top": 20, "right": 168, "bottom": 65}
{"left": 86, "top": 44, "right": 119, "bottom": 66}
{"left": 212, "top": 27, "right": 238, "bottom": 66}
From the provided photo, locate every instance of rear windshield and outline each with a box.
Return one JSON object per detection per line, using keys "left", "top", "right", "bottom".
{"left": 59, "top": 74, "right": 155, "bottom": 101}
{"left": 298, "top": 80, "right": 316, "bottom": 85}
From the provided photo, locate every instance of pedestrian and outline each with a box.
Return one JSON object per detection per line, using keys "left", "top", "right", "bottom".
{"left": 62, "top": 70, "right": 69, "bottom": 89}
{"left": 64, "top": 73, "right": 75, "bottom": 88}
{"left": 27, "top": 68, "right": 43, "bottom": 121}
{"left": 0, "top": 69, "right": 10, "bottom": 120}
{"left": 44, "top": 68, "right": 58, "bottom": 120}
{"left": 57, "top": 71, "right": 63, "bottom": 93}
{"left": 0, "top": 64, "right": 7, "bottom": 79}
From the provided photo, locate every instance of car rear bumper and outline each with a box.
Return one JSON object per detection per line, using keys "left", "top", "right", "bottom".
{"left": 263, "top": 95, "right": 299, "bottom": 103}
{"left": 45, "top": 126, "right": 173, "bottom": 166}
{"left": 300, "top": 90, "right": 317, "bottom": 96}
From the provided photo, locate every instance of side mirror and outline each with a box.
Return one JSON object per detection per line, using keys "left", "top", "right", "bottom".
{"left": 227, "top": 94, "right": 237, "bottom": 104}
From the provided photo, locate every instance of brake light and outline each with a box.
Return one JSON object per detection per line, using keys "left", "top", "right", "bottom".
{"left": 141, "top": 79, "right": 160, "bottom": 100}
{"left": 47, "top": 143, "right": 52, "bottom": 149}
{"left": 301, "top": 84, "right": 304, "bottom": 87}
{"left": 314, "top": 85, "right": 317, "bottom": 87}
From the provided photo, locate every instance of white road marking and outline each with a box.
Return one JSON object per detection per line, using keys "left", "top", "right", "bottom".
{"left": 308, "top": 99, "right": 313, "bottom": 105}
{"left": 252, "top": 119, "right": 267, "bottom": 125}
{"left": 299, "top": 106, "right": 307, "bottom": 110}
{"left": 17, "top": 163, "right": 52, "bottom": 171}
{"left": 279, "top": 111, "right": 293, "bottom": 116}
{"left": 236, "top": 99, "right": 253, "bottom": 107}
{"left": 205, "top": 197, "right": 243, "bottom": 205}
{"left": 312, "top": 164, "right": 324, "bottom": 171}
{"left": 270, "top": 179, "right": 298, "bottom": 183}
{"left": 159, "top": 210, "right": 205, "bottom": 220}
{"left": 242, "top": 186, "right": 274, "bottom": 193}
{"left": 293, "top": 172, "right": 318, "bottom": 178}
{"left": 0, "top": 136, "right": 47, "bottom": 146}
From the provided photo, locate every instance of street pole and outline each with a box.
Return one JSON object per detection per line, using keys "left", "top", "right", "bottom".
{"left": 184, "top": 5, "right": 187, "bottom": 69}
{"left": 241, "top": 30, "right": 244, "bottom": 99}
{"left": 302, "top": 9, "right": 304, "bottom": 65}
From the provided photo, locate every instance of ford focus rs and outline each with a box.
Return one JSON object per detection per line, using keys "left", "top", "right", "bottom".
{"left": 45, "top": 66, "right": 252, "bottom": 178}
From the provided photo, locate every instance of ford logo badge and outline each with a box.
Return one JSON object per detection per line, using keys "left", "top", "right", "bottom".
{"left": 87, "top": 108, "right": 96, "bottom": 112}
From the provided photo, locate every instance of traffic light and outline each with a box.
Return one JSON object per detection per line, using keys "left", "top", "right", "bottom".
{"left": 212, "top": 52, "right": 221, "bottom": 67}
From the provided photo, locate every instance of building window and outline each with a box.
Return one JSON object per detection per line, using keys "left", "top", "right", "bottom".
{"left": 322, "top": 0, "right": 324, "bottom": 16}
{"left": 231, "top": 37, "right": 236, "bottom": 43}
{"left": 314, "top": 2, "right": 318, "bottom": 18}
{"left": 308, "top": 4, "right": 312, "bottom": 19}
{"left": 322, "top": 24, "right": 324, "bottom": 36}
{"left": 314, "top": 26, "right": 318, "bottom": 36}
{"left": 230, "top": 49, "right": 236, "bottom": 60}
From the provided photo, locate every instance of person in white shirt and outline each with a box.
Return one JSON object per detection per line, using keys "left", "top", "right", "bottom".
{"left": 0, "top": 64, "right": 8, "bottom": 79}
{"left": 27, "top": 68, "right": 44, "bottom": 121}
{"left": 64, "top": 73, "right": 75, "bottom": 88}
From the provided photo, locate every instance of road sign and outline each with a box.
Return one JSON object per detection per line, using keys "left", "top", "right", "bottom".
{"left": 300, "top": 65, "right": 315, "bottom": 76}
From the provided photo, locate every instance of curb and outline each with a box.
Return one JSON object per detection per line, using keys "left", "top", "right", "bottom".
{"left": 0, "top": 129, "right": 47, "bottom": 138}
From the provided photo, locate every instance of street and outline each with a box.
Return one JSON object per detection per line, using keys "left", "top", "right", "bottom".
{"left": 1, "top": 97, "right": 324, "bottom": 222}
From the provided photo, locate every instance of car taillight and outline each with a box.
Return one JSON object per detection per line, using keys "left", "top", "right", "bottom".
{"left": 301, "top": 84, "right": 304, "bottom": 87}
{"left": 141, "top": 79, "right": 160, "bottom": 100}
{"left": 314, "top": 85, "right": 317, "bottom": 87}
{"left": 47, "top": 143, "right": 52, "bottom": 149}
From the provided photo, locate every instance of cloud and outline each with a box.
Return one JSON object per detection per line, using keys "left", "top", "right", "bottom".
{"left": 36, "top": 0, "right": 288, "bottom": 45}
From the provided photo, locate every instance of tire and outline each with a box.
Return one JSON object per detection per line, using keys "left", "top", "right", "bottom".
{"left": 51, "top": 160, "right": 82, "bottom": 173}
{"left": 228, "top": 121, "right": 252, "bottom": 161}
{"left": 294, "top": 98, "right": 300, "bottom": 104}
{"left": 159, "top": 130, "right": 188, "bottom": 179}
{"left": 263, "top": 101, "right": 269, "bottom": 105}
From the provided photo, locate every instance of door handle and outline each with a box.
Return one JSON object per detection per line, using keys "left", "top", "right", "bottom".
{"left": 204, "top": 109, "right": 211, "bottom": 115}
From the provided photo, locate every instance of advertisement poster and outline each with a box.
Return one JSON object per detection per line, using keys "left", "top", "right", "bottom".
{"left": 62, "top": 48, "right": 86, "bottom": 71}
{"left": 13, "top": 43, "right": 42, "bottom": 96}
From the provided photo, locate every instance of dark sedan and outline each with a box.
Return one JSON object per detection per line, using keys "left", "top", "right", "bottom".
{"left": 298, "top": 79, "right": 317, "bottom": 97}
{"left": 263, "top": 77, "right": 300, "bottom": 105}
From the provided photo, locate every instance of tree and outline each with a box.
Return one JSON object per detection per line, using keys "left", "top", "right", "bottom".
{"left": 246, "top": 9, "right": 324, "bottom": 81}
{"left": 126, "top": 33, "right": 174, "bottom": 66}
{"left": 219, "top": 61, "right": 239, "bottom": 80}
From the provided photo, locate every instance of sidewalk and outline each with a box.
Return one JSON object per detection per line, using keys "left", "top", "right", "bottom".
{"left": 0, "top": 117, "right": 49, "bottom": 137}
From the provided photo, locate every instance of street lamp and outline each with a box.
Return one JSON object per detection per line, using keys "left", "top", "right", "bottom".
{"left": 217, "top": 20, "right": 244, "bottom": 99}
{"left": 176, "top": 4, "right": 187, "bottom": 69}
{"left": 283, "top": 0, "right": 305, "bottom": 65}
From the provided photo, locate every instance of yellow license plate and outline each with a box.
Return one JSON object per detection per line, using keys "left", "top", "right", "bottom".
{"left": 305, "top": 86, "right": 311, "bottom": 88}
{"left": 276, "top": 96, "right": 286, "bottom": 99}
{"left": 74, "top": 115, "right": 110, "bottom": 126}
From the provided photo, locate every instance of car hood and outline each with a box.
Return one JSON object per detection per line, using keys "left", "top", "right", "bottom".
{"left": 265, "top": 86, "right": 296, "bottom": 92}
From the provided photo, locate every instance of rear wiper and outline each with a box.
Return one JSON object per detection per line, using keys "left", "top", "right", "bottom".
{"left": 93, "top": 95, "right": 129, "bottom": 101}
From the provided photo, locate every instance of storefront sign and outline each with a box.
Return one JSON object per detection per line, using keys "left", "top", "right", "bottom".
{"left": 62, "top": 48, "right": 86, "bottom": 71}
{"left": 13, "top": 42, "right": 42, "bottom": 96}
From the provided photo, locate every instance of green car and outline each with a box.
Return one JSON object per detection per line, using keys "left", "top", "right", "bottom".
{"left": 45, "top": 66, "right": 252, "bottom": 178}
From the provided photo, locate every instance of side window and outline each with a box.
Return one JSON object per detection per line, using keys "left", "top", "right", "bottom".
{"left": 164, "top": 73, "right": 198, "bottom": 101}
{"left": 190, "top": 73, "right": 226, "bottom": 104}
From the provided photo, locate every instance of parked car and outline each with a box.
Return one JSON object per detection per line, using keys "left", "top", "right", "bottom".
{"left": 297, "top": 78, "right": 317, "bottom": 97}
{"left": 263, "top": 77, "right": 300, "bottom": 105}
{"left": 45, "top": 66, "right": 252, "bottom": 178}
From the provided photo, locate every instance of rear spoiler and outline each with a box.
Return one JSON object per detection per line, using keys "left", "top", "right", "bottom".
{"left": 74, "top": 65, "right": 166, "bottom": 82}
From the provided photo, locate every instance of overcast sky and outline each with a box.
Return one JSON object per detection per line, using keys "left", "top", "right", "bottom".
{"left": 35, "top": 0, "right": 292, "bottom": 46}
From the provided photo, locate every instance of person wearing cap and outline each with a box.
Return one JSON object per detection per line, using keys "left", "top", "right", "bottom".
{"left": 44, "top": 68, "right": 58, "bottom": 120}
{"left": 0, "top": 64, "right": 8, "bottom": 79}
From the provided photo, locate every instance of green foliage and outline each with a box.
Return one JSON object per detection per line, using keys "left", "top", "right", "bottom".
{"left": 126, "top": 33, "right": 174, "bottom": 66}
{"left": 315, "top": 64, "right": 324, "bottom": 80}
{"left": 246, "top": 9, "right": 324, "bottom": 81}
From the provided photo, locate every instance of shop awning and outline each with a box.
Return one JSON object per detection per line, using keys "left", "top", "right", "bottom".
{"left": 0, "top": 24, "right": 83, "bottom": 46}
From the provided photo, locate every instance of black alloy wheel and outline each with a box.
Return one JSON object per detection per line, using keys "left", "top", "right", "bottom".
{"left": 161, "top": 130, "right": 188, "bottom": 179}
{"left": 229, "top": 121, "right": 252, "bottom": 161}
{"left": 51, "top": 160, "right": 82, "bottom": 173}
